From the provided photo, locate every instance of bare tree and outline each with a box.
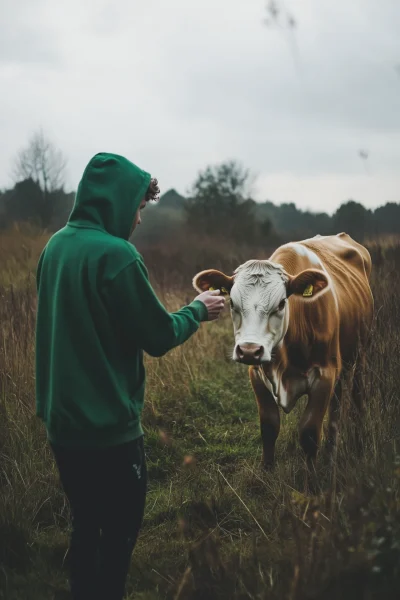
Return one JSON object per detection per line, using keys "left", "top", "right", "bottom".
{"left": 13, "top": 129, "right": 67, "bottom": 193}
{"left": 12, "top": 130, "right": 67, "bottom": 227}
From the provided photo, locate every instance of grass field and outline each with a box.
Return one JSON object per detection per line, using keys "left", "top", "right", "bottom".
{"left": 0, "top": 231, "right": 399, "bottom": 600}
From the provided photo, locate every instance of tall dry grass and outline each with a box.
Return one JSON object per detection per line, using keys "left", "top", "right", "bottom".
{"left": 0, "top": 231, "right": 399, "bottom": 599}
{"left": 0, "top": 224, "right": 49, "bottom": 289}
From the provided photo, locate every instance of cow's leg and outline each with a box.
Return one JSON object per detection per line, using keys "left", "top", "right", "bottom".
{"left": 250, "top": 367, "right": 280, "bottom": 469}
{"left": 327, "top": 377, "right": 342, "bottom": 455}
{"left": 299, "top": 369, "right": 336, "bottom": 470}
{"left": 352, "top": 355, "right": 366, "bottom": 415}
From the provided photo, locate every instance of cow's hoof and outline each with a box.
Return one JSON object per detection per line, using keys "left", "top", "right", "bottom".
{"left": 262, "top": 460, "right": 275, "bottom": 471}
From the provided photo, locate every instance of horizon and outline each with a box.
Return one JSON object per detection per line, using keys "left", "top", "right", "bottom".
{"left": 2, "top": 179, "right": 397, "bottom": 219}
{"left": 151, "top": 187, "right": 399, "bottom": 217}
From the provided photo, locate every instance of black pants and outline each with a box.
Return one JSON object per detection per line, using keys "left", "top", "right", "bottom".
{"left": 51, "top": 436, "right": 147, "bottom": 600}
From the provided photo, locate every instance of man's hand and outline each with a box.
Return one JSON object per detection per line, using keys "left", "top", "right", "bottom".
{"left": 195, "top": 290, "right": 225, "bottom": 321}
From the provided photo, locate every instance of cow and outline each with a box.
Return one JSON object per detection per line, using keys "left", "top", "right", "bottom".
{"left": 193, "top": 233, "right": 373, "bottom": 471}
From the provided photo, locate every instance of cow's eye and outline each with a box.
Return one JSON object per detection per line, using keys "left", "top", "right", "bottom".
{"left": 230, "top": 298, "right": 234, "bottom": 309}
{"left": 278, "top": 299, "right": 286, "bottom": 311}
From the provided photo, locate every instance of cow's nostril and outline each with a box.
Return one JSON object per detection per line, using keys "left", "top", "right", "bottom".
{"left": 254, "top": 346, "right": 264, "bottom": 360}
{"left": 236, "top": 344, "right": 264, "bottom": 363}
{"left": 236, "top": 345, "right": 244, "bottom": 360}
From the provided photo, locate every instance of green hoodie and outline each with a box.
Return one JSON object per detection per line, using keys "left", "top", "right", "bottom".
{"left": 35, "top": 152, "right": 208, "bottom": 447}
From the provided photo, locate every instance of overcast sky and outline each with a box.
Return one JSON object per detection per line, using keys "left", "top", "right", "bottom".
{"left": 1, "top": 0, "right": 399, "bottom": 213}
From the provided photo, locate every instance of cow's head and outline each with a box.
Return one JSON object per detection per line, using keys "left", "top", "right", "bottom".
{"left": 193, "top": 260, "right": 329, "bottom": 365}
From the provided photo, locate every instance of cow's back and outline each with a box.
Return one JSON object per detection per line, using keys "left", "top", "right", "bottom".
{"left": 303, "top": 233, "right": 372, "bottom": 280}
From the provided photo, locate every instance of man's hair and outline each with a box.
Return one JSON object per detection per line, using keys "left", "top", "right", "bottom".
{"left": 145, "top": 178, "right": 160, "bottom": 202}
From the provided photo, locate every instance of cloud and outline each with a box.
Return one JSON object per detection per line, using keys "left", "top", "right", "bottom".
{"left": 0, "top": 0, "right": 63, "bottom": 67}
{"left": 0, "top": 0, "right": 399, "bottom": 211}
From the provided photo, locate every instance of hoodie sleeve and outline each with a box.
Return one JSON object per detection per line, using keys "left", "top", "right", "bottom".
{"left": 103, "top": 259, "right": 208, "bottom": 357}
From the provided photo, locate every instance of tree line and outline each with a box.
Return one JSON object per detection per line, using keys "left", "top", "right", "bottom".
{"left": 1, "top": 132, "right": 399, "bottom": 244}
{"left": 136, "top": 161, "right": 400, "bottom": 246}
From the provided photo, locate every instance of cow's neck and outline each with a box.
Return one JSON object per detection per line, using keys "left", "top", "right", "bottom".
{"left": 268, "top": 246, "right": 310, "bottom": 277}
{"left": 266, "top": 246, "right": 318, "bottom": 374}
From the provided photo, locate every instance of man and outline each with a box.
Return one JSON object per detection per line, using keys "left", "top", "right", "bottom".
{"left": 35, "top": 152, "right": 225, "bottom": 600}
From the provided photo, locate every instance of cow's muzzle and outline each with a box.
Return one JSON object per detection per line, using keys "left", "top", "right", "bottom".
{"left": 235, "top": 343, "right": 265, "bottom": 365}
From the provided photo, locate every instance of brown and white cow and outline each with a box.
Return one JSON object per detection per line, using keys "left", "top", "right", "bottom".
{"left": 193, "top": 233, "right": 373, "bottom": 468}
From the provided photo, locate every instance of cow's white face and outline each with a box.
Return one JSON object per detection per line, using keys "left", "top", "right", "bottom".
{"left": 193, "top": 259, "right": 330, "bottom": 366}
{"left": 229, "top": 260, "right": 289, "bottom": 364}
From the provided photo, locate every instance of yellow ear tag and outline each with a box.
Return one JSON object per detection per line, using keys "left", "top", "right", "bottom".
{"left": 303, "top": 284, "right": 314, "bottom": 297}
{"left": 208, "top": 286, "right": 229, "bottom": 295}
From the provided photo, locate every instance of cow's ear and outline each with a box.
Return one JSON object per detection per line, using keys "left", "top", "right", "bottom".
{"left": 287, "top": 269, "right": 329, "bottom": 300}
{"left": 192, "top": 269, "right": 234, "bottom": 296}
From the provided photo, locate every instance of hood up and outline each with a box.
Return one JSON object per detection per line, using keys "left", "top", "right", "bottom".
{"left": 68, "top": 152, "right": 151, "bottom": 240}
